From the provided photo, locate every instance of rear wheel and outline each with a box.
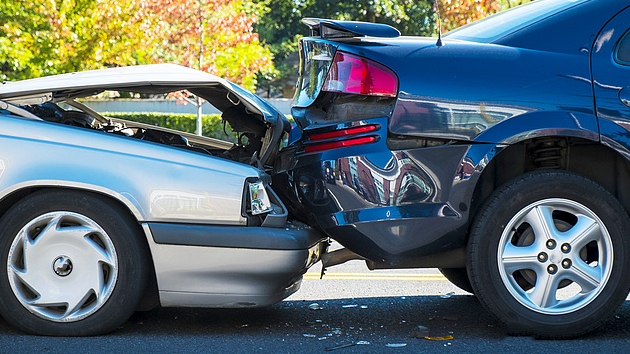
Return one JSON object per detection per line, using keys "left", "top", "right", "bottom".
{"left": 467, "top": 171, "right": 630, "bottom": 338}
{"left": 0, "top": 190, "right": 148, "bottom": 336}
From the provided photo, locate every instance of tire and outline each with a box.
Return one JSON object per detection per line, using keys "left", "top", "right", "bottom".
{"left": 0, "top": 190, "right": 148, "bottom": 336}
{"left": 439, "top": 268, "right": 474, "bottom": 294}
{"left": 467, "top": 171, "right": 630, "bottom": 338}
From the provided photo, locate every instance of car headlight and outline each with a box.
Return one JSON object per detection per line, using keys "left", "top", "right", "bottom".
{"left": 248, "top": 180, "right": 272, "bottom": 215}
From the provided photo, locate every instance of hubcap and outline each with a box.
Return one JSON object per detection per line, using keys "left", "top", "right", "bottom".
{"left": 52, "top": 256, "right": 73, "bottom": 277}
{"left": 497, "top": 198, "right": 613, "bottom": 315}
{"left": 7, "top": 212, "right": 118, "bottom": 322}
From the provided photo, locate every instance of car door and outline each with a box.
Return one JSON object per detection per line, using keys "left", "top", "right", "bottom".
{"left": 592, "top": 6, "right": 630, "bottom": 149}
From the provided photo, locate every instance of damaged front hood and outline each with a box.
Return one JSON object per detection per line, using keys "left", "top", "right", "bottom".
{"left": 0, "top": 64, "right": 290, "bottom": 166}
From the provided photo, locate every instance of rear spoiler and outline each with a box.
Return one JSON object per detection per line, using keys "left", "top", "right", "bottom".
{"left": 301, "top": 18, "right": 400, "bottom": 39}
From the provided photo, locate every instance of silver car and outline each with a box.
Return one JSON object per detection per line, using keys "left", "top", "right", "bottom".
{"left": 0, "top": 64, "right": 325, "bottom": 336}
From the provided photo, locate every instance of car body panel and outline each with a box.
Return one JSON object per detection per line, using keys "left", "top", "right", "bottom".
{"left": 284, "top": 0, "right": 630, "bottom": 265}
{"left": 592, "top": 7, "right": 630, "bottom": 155}
{"left": 0, "top": 63, "right": 267, "bottom": 118}
{"left": 283, "top": 120, "right": 499, "bottom": 262}
{"left": 144, "top": 223, "right": 323, "bottom": 307}
{"left": 326, "top": 36, "right": 595, "bottom": 142}
{"left": 0, "top": 64, "right": 325, "bottom": 313}
{"left": 0, "top": 114, "right": 252, "bottom": 225}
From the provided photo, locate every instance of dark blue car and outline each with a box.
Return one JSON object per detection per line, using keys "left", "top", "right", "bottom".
{"left": 274, "top": 0, "right": 630, "bottom": 338}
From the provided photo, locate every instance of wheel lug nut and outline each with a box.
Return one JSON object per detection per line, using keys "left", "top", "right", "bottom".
{"left": 546, "top": 239, "right": 557, "bottom": 249}
{"left": 538, "top": 252, "right": 548, "bottom": 262}
{"left": 547, "top": 264, "right": 558, "bottom": 274}
{"left": 562, "top": 259, "right": 572, "bottom": 269}
{"left": 561, "top": 243, "right": 571, "bottom": 253}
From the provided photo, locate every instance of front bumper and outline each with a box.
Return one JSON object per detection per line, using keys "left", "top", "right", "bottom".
{"left": 143, "top": 221, "right": 326, "bottom": 308}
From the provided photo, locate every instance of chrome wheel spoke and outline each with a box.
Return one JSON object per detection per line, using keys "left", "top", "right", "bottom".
{"left": 561, "top": 215, "right": 600, "bottom": 250}
{"left": 527, "top": 272, "right": 560, "bottom": 308}
{"left": 502, "top": 243, "right": 542, "bottom": 274}
{"left": 566, "top": 260, "right": 602, "bottom": 293}
{"left": 522, "top": 205, "right": 556, "bottom": 240}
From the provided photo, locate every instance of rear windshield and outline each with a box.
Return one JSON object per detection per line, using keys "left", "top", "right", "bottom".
{"left": 445, "top": 0, "right": 589, "bottom": 43}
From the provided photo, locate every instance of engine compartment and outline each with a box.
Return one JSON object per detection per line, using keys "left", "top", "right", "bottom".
{"left": 19, "top": 100, "right": 270, "bottom": 166}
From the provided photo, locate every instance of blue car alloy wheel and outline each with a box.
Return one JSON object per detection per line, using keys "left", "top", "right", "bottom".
{"left": 467, "top": 171, "right": 630, "bottom": 338}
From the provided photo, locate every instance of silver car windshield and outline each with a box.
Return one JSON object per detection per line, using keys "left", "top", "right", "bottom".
{"left": 444, "top": 0, "right": 589, "bottom": 43}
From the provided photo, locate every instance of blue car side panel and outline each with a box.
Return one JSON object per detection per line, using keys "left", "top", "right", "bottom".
{"left": 473, "top": 110, "right": 600, "bottom": 144}
{"left": 291, "top": 120, "right": 501, "bottom": 261}
{"left": 592, "top": 7, "right": 630, "bottom": 155}
{"left": 338, "top": 39, "right": 594, "bottom": 141}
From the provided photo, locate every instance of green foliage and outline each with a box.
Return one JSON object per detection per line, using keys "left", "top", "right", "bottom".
{"left": 140, "top": 0, "right": 274, "bottom": 91}
{"left": 0, "top": 0, "right": 272, "bottom": 92}
{"left": 103, "top": 112, "right": 238, "bottom": 142}
{"left": 0, "top": 0, "right": 143, "bottom": 81}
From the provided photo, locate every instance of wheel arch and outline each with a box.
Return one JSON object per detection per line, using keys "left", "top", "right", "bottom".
{"left": 470, "top": 136, "right": 630, "bottom": 236}
{"left": 0, "top": 185, "right": 160, "bottom": 311}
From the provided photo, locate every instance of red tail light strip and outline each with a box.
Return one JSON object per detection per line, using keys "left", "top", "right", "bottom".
{"left": 323, "top": 52, "right": 398, "bottom": 97}
{"left": 304, "top": 136, "right": 377, "bottom": 153}
{"left": 309, "top": 125, "right": 378, "bottom": 141}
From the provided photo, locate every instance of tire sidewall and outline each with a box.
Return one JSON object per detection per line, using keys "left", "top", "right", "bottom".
{"left": 0, "top": 190, "right": 147, "bottom": 336}
{"left": 469, "top": 171, "right": 630, "bottom": 336}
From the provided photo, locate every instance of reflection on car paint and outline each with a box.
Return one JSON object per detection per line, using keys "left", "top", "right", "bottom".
{"left": 332, "top": 151, "right": 436, "bottom": 208}
{"left": 390, "top": 93, "right": 530, "bottom": 140}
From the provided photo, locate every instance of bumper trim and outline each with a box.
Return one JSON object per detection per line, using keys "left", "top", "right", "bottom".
{"left": 148, "top": 222, "right": 324, "bottom": 250}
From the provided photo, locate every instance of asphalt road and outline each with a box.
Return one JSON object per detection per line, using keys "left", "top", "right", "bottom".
{"left": 1, "top": 259, "right": 630, "bottom": 353}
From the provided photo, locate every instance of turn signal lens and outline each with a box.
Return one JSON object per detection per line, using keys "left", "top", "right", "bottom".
{"left": 248, "top": 181, "right": 271, "bottom": 215}
{"left": 323, "top": 52, "right": 398, "bottom": 97}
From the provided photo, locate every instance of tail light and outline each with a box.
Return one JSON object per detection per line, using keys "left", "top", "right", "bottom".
{"left": 248, "top": 181, "right": 271, "bottom": 215}
{"left": 304, "top": 124, "right": 379, "bottom": 153}
{"left": 323, "top": 52, "right": 398, "bottom": 97}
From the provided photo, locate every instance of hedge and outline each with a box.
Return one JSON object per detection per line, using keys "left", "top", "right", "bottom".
{"left": 103, "top": 112, "right": 238, "bottom": 142}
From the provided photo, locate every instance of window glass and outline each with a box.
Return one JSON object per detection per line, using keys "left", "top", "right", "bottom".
{"left": 445, "top": 0, "right": 588, "bottom": 43}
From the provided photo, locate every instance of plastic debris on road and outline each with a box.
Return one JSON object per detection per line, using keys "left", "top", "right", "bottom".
{"left": 385, "top": 343, "right": 408, "bottom": 348}
{"left": 425, "top": 335, "right": 454, "bottom": 341}
{"left": 410, "top": 325, "right": 429, "bottom": 338}
{"left": 325, "top": 342, "right": 355, "bottom": 351}
{"left": 325, "top": 340, "right": 371, "bottom": 351}
{"left": 308, "top": 303, "right": 323, "bottom": 310}
{"left": 440, "top": 292, "right": 455, "bottom": 299}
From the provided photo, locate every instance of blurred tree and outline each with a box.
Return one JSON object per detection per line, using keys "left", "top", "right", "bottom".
{"left": 437, "top": 0, "right": 532, "bottom": 31}
{"left": 0, "top": 0, "right": 143, "bottom": 81}
{"left": 0, "top": 0, "right": 272, "bottom": 91}
{"left": 140, "top": 0, "right": 273, "bottom": 91}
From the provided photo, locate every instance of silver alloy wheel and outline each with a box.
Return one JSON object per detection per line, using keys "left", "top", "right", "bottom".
{"left": 497, "top": 198, "right": 613, "bottom": 315}
{"left": 7, "top": 211, "right": 118, "bottom": 322}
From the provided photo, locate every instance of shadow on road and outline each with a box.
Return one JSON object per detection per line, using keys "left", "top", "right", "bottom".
{"left": 0, "top": 296, "right": 629, "bottom": 353}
